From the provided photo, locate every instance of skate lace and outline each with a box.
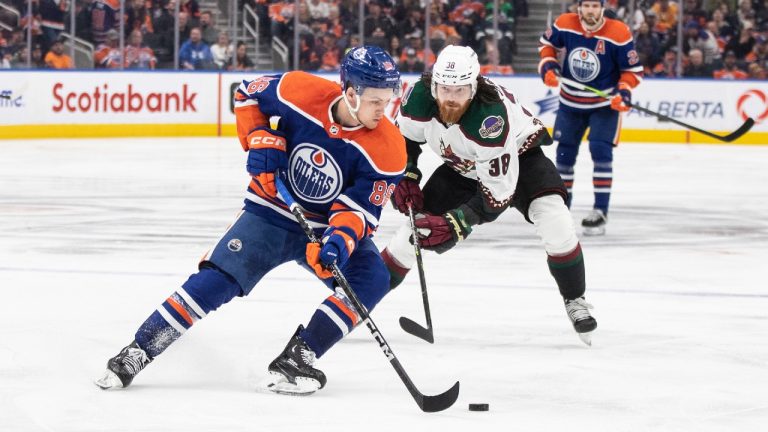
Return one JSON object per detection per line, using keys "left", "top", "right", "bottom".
{"left": 565, "top": 297, "right": 594, "bottom": 322}
{"left": 122, "top": 347, "right": 149, "bottom": 375}
{"left": 300, "top": 347, "right": 317, "bottom": 367}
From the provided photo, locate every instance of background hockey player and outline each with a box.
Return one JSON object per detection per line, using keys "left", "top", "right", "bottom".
{"left": 95, "top": 46, "right": 406, "bottom": 395}
{"left": 381, "top": 45, "right": 597, "bottom": 345}
{"left": 538, "top": 0, "right": 643, "bottom": 235}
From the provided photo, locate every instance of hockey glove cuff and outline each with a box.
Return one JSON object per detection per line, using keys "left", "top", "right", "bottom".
{"left": 306, "top": 226, "right": 358, "bottom": 279}
{"left": 540, "top": 60, "right": 561, "bottom": 88}
{"left": 414, "top": 209, "right": 473, "bottom": 254}
{"left": 392, "top": 164, "right": 424, "bottom": 215}
{"left": 610, "top": 83, "right": 632, "bottom": 112}
{"left": 246, "top": 127, "right": 288, "bottom": 197}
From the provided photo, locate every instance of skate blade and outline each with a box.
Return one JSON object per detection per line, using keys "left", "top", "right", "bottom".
{"left": 582, "top": 226, "right": 606, "bottom": 236}
{"left": 258, "top": 372, "right": 320, "bottom": 396}
{"left": 577, "top": 332, "right": 593, "bottom": 347}
{"left": 94, "top": 370, "right": 124, "bottom": 390}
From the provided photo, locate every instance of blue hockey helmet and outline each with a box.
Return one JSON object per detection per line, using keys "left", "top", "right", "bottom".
{"left": 340, "top": 46, "right": 401, "bottom": 95}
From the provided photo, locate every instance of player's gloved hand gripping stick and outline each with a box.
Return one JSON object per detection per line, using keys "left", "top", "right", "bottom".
{"left": 275, "top": 176, "right": 460, "bottom": 413}
{"left": 558, "top": 76, "right": 754, "bottom": 143}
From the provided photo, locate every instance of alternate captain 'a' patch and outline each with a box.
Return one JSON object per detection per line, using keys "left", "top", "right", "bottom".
{"left": 289, "top": 143, "right": 343, "bottom": 204}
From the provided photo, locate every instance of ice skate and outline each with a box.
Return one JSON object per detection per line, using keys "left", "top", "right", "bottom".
{"left": 581, "top": 209, "right": 607, "bottom": 236}
{"left": 265, "top": 325, "right": 326, "bottom": 396}
{"left": 564, "top": 297, "right": 597, "bottom": 346}
{"left": 94, "top": 341, "right": 152, "bottom": 390}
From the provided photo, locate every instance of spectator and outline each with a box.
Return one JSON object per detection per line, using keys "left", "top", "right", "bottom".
{"left": 299, "top": 33, "right": 320, "bottom": 70}
{"left": 124, "top": 29, "right": 157, "bottom": 69}
{"left": 181, "top": 0, "right": 200, "bottom": 26}
{"left": 724, "top": 22, "right": 756, "bottom": 58}
{"left": 39, "top": 0, "right": 68, "bottom": 50}
{"left": 650, "top": 0, "right": 679, "bottom": 35}
{"left": 318, "top": 32, "right": 341, "bottom": 71}
{"left": 449, "top": 0, "right": 484, "bottom": 24}
{"left": 389, "top": 35, "right": 403, "bottom": 59}
{"left": 683, "top": 48, "right": 713, "bottom": 77}
{"left": 635, "top": 21, "right": 661, "bottom": 71}
{"left": 179, "top": 27, "right": 214, "bottom": 70}
{"left": 326, "top": 5, "right": 347, "bottom": 40}
{"left": 270, "top": 2, "right": 294, "bottom": 42}
{"left": 364, "top": 0, "right": 395, "bottom": 49}
{"left": 44, "top": 37, "right": 74, "bottom": 69}
{"left": 713, "top": 50, "right": 748, "bottom": 79}
{"left": 710, "top": 8, "right": 736, "bottom": 42}
{"left": 398, "top": 47, "right": 425, "bottom": 73}
{"left": 479, "top": 41, "right": 514, "bottom": 75}
{"left": 400, "top": 7, "right": 424, "bottom": 41}
{"left": 745, "top": 34, "right": 768, "bottom": 65}
{"left": 199, "top": 11, "right": 217, "bottom": 45}
{"left": 307, "top": 0, "right": 330, "bottom": 21}
{"left": 228, "top": 41, "right": 254, "bottom": 71}
{"left": 90, "top": 0, "right": 120, "bottom": 46}
{"left": 210, "top": 31, "right": 234, "bottom": 69}
{"left": 94, "top": 29, "right": 123, "bottom": 68}
{"left": 747, "top": 61, "right": 767, "bottom": 78}
{"left": 126, "top": 0, "right": 154, "bottom": 36}
{"left": 685, "top": 20, "right": 719, "bottom": 64}
{"left": 75, "top": 0, "right": 94, "bottom": 42}
{"left": 652, "top": 47, "right": 679, "bottom": 77}
{"left": 178, "top": 11, "right": 192, "bottom": 43}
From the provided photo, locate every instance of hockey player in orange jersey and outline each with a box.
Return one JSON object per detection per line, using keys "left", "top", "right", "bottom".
{"left": 95, "top": 47, "right": 408, "bottom": 396}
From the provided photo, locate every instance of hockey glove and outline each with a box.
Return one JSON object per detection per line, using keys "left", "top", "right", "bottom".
{"left": 610, "top": 84, "right": 632, "bottom": 112}
{"left": 306, "top": 226, "right": 358, "bottom": 279}
{"left": 392, "top": 164, "right": 424, "bottom": 215}
{"left": 540, "top": 61, "right": 561, "bottom": 88}
{"left": 414, "top": 209, "right": 472, "bottom": 254}
{"left": 246, "top": 127, "right": 288, "bottom": 197}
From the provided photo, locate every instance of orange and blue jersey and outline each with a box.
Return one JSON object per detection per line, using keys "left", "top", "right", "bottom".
{"left": 233, "top": 71, "right": 406, "bottom": 242}
{"left": 539, "top": 13, "right": 643, "bottom": 110}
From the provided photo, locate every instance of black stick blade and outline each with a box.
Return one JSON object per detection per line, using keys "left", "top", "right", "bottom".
{"left": 721, "top": 117, "right": 754, "bottom": 142}
{"left": 418, "top": 381, "right": 460, "bottom": 413}
{"left": 399, "top": 316, "right": 434, "bottom": 344}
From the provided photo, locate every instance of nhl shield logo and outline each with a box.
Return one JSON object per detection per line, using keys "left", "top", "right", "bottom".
{"left": 289, "top": 143, "right": 343, "bottom": 203}
{"left": 227, "top": 239, "right": 243, "bottom": 252}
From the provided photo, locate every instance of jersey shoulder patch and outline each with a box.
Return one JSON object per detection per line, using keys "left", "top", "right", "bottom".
{"left": 347, "top": 118, "right": 406, "bottom": 175}
{"left": 400, "top": 80, "right": 437, "bottom": 121}
{"left": 459, "top": 98, "right": 509, "bottom": 148}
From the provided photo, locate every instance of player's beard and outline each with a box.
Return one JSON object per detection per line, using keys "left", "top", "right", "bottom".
{"left": 579, "top": 10, "right": 603, "bottom": 30}
{"left": 437, "top": 98, "right": 471, "bottom": 125}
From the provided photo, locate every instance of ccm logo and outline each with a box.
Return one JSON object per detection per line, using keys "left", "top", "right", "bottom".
{"left": 249, "top": 135, "right": 286, "bottom": 148}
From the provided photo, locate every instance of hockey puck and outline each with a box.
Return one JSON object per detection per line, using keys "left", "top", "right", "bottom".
{"left": 468, "top": 403, "right": 489, "bottom": 411}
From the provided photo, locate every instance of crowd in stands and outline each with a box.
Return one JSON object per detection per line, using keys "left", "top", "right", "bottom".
{"left": 0, "top": 0, "right": 765, "bottom": 79}
{"left": 604, "top": 0, "right": 768, "bottom": 79}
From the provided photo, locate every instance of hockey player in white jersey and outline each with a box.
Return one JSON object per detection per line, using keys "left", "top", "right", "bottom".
{"left": 382, "top": 45, "right": 597, "bottom": 344}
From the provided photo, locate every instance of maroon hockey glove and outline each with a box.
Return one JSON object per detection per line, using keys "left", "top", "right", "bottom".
{"left": 414, "top": 209, "right": 472, "bottom": 254}
{"left": 392, "top": 165, "right": 423, "bottom": 214}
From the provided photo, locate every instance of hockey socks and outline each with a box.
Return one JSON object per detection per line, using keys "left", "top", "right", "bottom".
{"left": 382, "top": 247, "right": 410, "bottom": 290}
{"left": 556, "top": 164, "right": 575, "bottom": 208}
{"left": 547, "top": 243, "right": 586, "bottom": 300}
{"left": 134, "top": 267, "right": 237, "bottom": 358}
{"left": 592, "top": 161, "right": 613, "bottom": 215}
{"left": 301, "top": 288, "right": 360, "bottom": 358}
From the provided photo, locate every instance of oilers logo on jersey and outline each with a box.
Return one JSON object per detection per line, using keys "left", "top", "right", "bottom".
{"left": 568, "top": 48, "right": 601, "bottom": 82}
{"left": 290, "top": 143, "right": 343, "bottom": 204}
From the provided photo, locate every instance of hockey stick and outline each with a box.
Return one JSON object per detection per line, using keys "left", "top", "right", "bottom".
{"left": 558, "top": 76, "right": 754, "bottom": 142}
{"left": 398, "top": 203, "right": 435, "bottom": 343}
{"left": 275, "top": 177, "right": 459, "bottom": 413}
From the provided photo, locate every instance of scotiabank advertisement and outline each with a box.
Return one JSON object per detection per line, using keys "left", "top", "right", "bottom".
{"left": 1, "top": 70, "right": 767, "bottom": 143}
{"left": 0, "top": 71, "right": 217, "bottom": 125}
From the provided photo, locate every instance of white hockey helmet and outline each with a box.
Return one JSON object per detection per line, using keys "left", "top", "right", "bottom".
{"left": 431, "top": 45, "right": 480, "bottom": 99}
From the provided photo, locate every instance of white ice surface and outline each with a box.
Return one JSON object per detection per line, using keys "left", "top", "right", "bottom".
{"left": 1, "top": 137, "right": 766, "bottom": 432}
